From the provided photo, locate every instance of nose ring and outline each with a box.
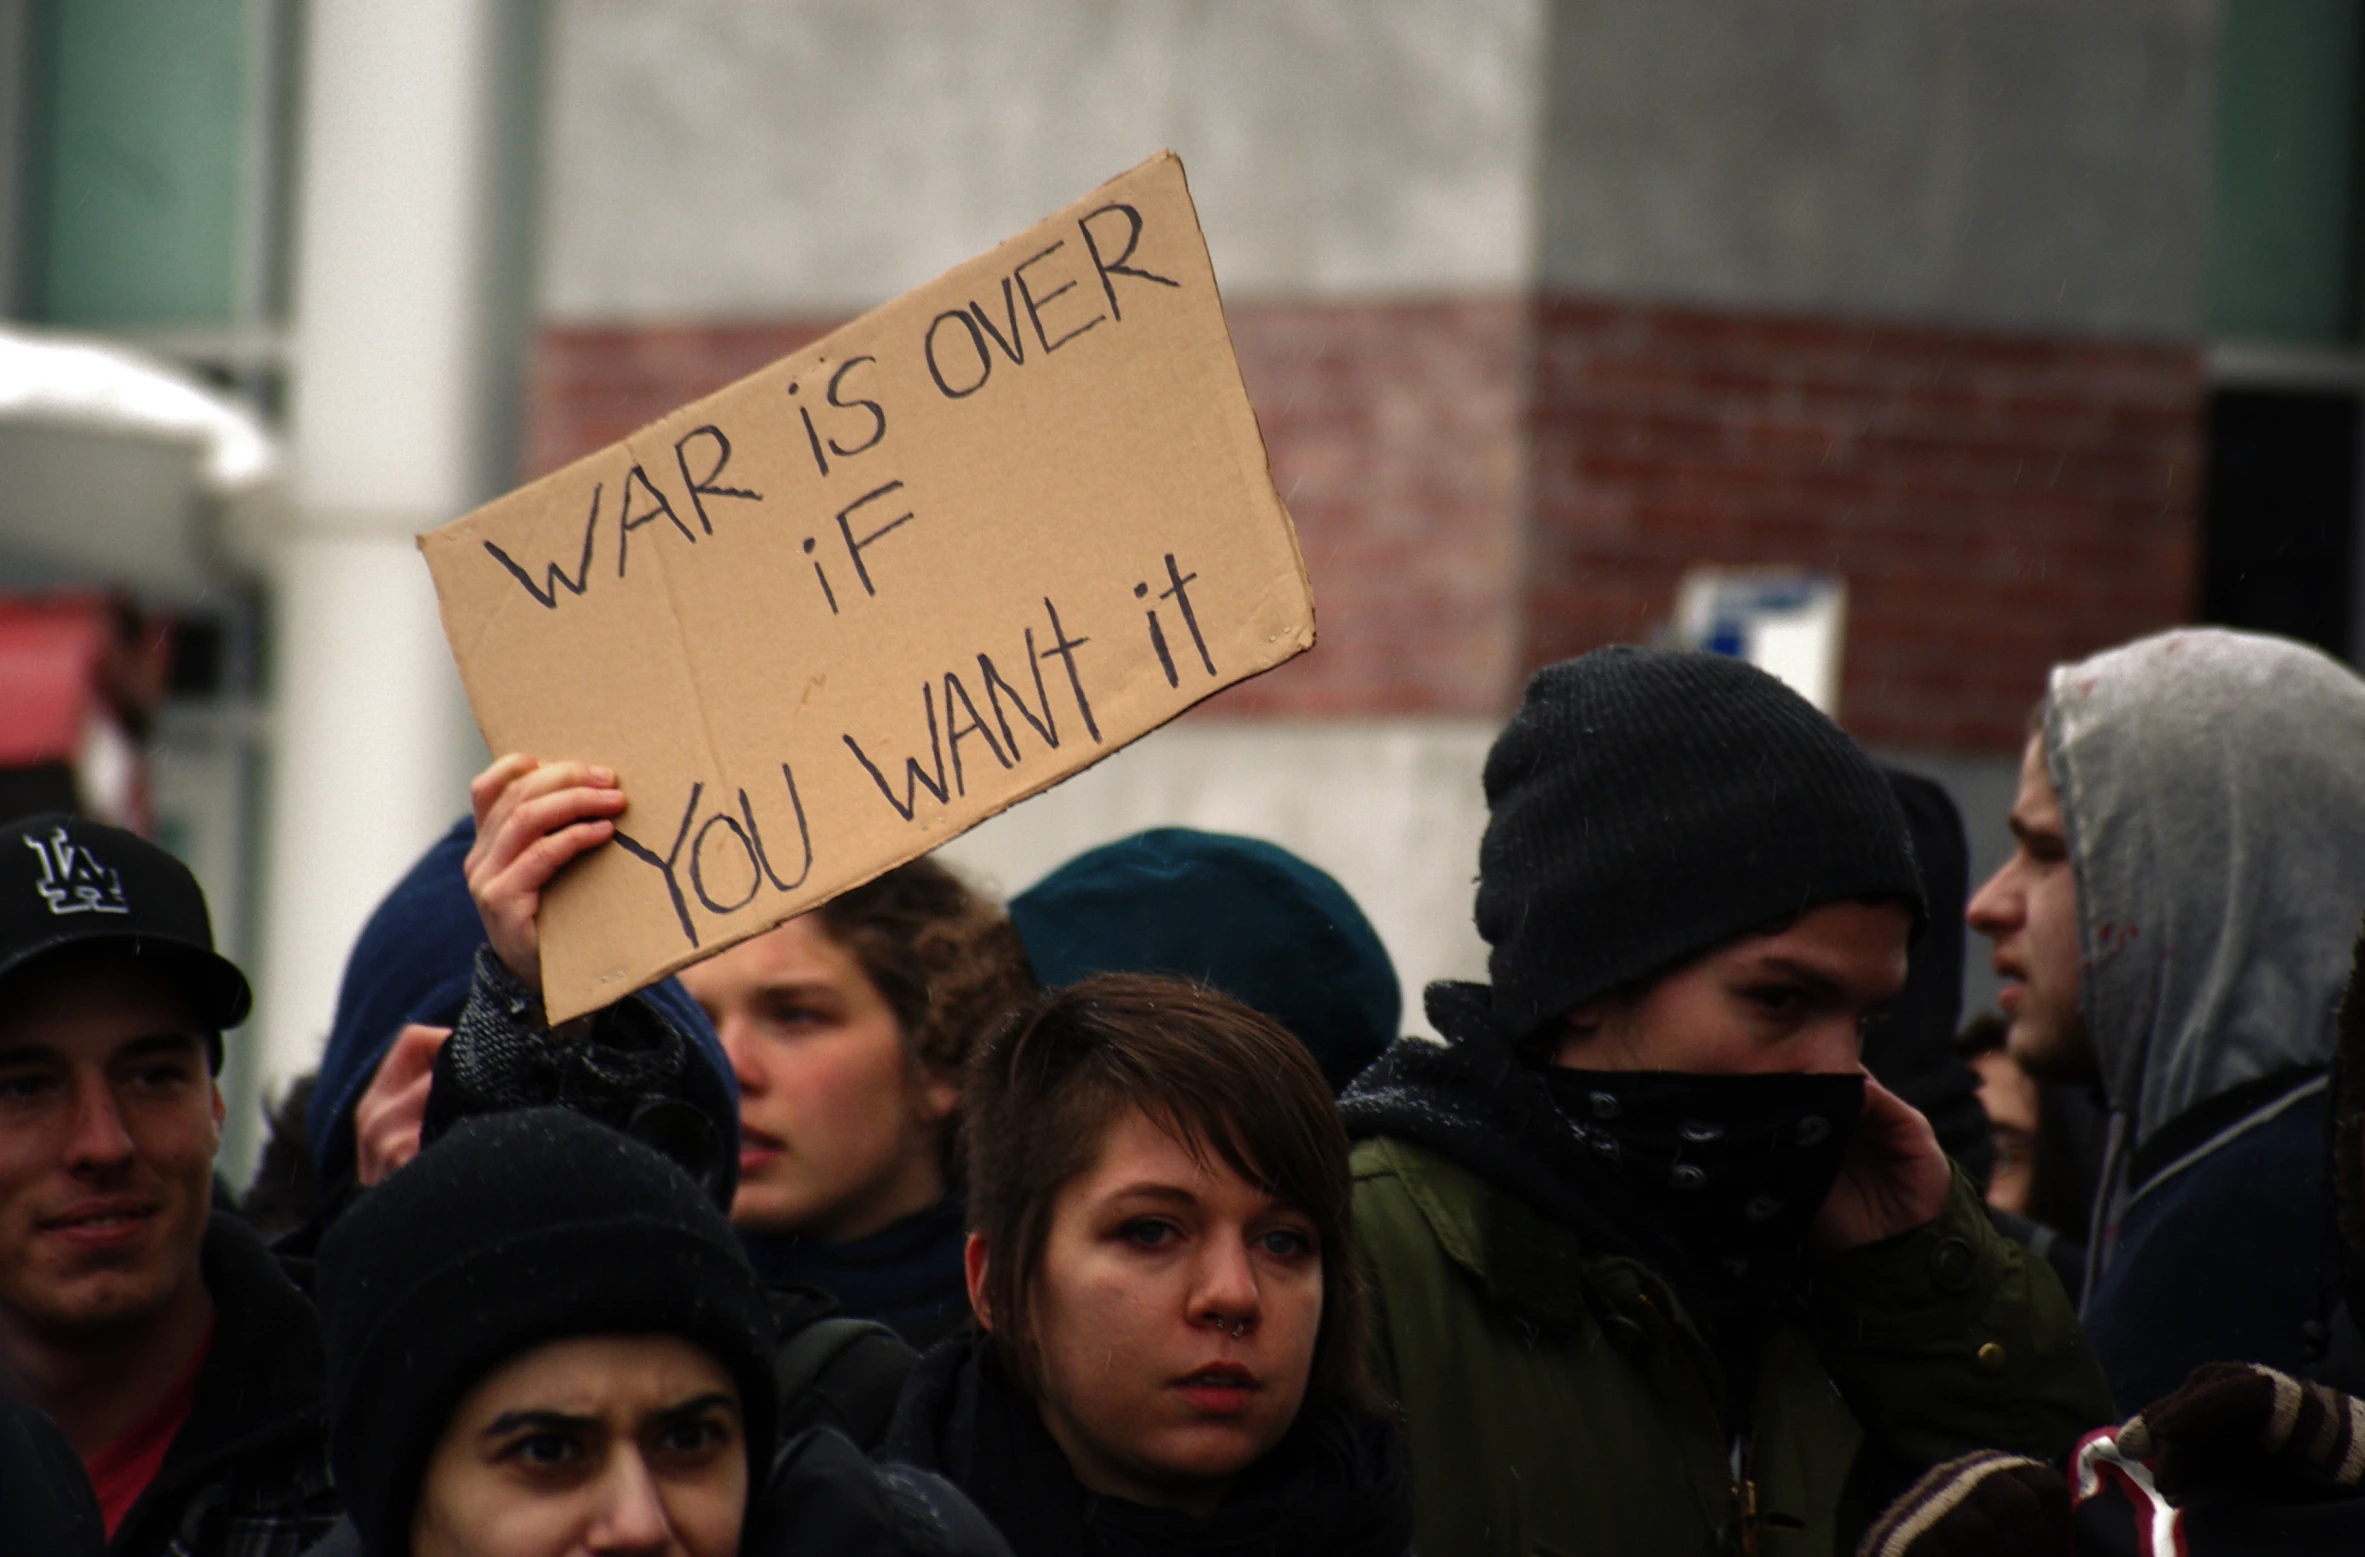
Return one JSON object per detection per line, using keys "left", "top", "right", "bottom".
{"left": 1229, "top": 1317, "right": 1249, "bottom": 1338}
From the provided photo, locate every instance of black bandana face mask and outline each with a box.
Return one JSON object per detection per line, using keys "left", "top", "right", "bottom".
{"left": 1540, "top": 1068, "right": 1866, "bottom": 1315}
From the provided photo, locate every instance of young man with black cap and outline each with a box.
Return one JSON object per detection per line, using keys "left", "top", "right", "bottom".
{"left": 0, "top": 814, "right": 335, "bottom": 1557}
{"left": 1340, "top": 649, "right": 2114, "bottom": 1557}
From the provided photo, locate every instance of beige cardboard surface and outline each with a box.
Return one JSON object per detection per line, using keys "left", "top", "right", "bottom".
{"left": 421, "top": 152, "right": 1313, "bottom": 1022}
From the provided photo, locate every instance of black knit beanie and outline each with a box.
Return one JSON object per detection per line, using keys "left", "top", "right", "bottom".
{"left": 316, "top": 1108, "right": 778, "bottom": 1557}
{"left": 1476, "top": 648, "right": 1924, "bottom": 1046}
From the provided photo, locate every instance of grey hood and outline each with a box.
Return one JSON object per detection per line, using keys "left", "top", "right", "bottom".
{"left": 2046, "top": 627, "right": 2365, "bottom": 1150}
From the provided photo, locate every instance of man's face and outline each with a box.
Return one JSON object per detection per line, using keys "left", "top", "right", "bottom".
{"left": 0, "top": 954, "right": 221, "bottom": 1337}
{"left": 1553, "top": 899, "right": 1913, "bottom": 1074}
{"left": 1967, "top": 737, "right": 2097, "bottom": 1084}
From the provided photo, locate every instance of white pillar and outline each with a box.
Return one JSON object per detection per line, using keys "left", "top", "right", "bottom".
{"left": 256, "top": 0, "right": 538, "bottom": 1096}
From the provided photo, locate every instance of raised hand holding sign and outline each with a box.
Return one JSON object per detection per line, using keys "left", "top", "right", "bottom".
{"left": 420, "top": 153, "right": 1314, "bottom": 1021}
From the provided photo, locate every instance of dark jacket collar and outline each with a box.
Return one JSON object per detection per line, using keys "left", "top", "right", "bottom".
{"left": 739, "top": 1195, "right": 969, "bottom": 1349}
{"left": 2125, "top": 1063, "right": 2331, "bottom": 1198}
{"left": 1341, "top": 983, "right": 1818, "bottom": 1421}
{"left": 112, "top": 1212, "right": 329, "bottom": 1556}
{"left": 882, "top": 1334, "right": 1409, "bottom": 1557}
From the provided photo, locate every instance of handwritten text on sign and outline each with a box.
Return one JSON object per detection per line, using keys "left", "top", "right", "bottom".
{"left": 420, "top": 153, "right": 1314, "bottom": 1022}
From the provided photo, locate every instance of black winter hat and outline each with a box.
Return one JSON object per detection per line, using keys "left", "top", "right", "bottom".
{"left": 1475, "top": 648, "right": 1923, "bottom": 1044}
{"left": 317, "top": 1108, "right": 778, "bottom": 1557}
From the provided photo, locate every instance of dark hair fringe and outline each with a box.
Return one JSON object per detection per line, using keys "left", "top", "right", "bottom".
{"left": 961, "top": 973, "right": 1382, "bottom": 1416}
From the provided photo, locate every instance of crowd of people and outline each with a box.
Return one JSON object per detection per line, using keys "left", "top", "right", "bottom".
{"left": 6, "top": 624, "right": 2365, "bottom": 1556}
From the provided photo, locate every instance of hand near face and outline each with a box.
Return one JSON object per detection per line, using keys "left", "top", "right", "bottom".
{"left": 1809, "top": 1075, "right": 1953, "bottom": 1251}
{"left": 465, "top": 755, "right": 627, "bottom": 997}
{"left": 351, "top": 1023, "right": 451, "bottom": 1189}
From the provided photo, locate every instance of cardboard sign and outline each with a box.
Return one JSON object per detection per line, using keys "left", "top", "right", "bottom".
{"left": 421, "top": 152, "right": 1314, "bottom": 1022}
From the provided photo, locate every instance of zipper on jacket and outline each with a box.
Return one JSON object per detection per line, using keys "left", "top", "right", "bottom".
{"left": 1730, "top": 1435, "right": 1759, "bottom": 1557}
{"left": 1630, "top": 1284, "right": 1760, "bottom": 1557}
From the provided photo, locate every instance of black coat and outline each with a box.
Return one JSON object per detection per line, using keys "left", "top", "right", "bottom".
{"left": 2, "top": 1398, "right": 103, "bottom": 1557}
{"left": 747, "top": 1426, "right": 1012, "bottom": 1557}
{"left": 115, "top": 1213, "right": 340, "bottom": 1557}
{"left": 880, "top": 1334, "right": 1411, "bottom": 1557}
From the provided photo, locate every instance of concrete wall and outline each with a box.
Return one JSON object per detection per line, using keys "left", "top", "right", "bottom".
{"left": 540, "top": 0, "right": 1546, "bottom": 319}
{"left": 935, "top": 719, "right": 1496, "bottom": 1040}
{"left": 523, "top": 0, "right": 2210, "bottom": 1052}
{"left": 257, "top": 0, "right": 535, "bottom": 1118}
{"left": 543, "top": 0, "right": 2216, "bottom": 333}
{"left": 1539, "top": 0, "right": 2218, "bottom": 339}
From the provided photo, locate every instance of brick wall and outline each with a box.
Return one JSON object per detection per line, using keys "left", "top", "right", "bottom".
{"left": 527, "top": 296, "right": 2203, "bottom": 753}
{"left": 1526, "top": 301, "right": 2203, "bottom": 753}
{"left": 1217, "top": 301, "right": 1527, "bottom": 716}
{"left": 526, "top": 321, "right": 838, "bottom": 482}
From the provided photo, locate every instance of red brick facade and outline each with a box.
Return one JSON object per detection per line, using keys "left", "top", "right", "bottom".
{"left": 1217, "top": 301, "right": 1528, "bottom": 717}
{"left": 527, "top": 321, "right": 838, "bottom": 481}
{"left": 1527, "top": 301, "right": 2204, "bottom": 753}
{"left": 527, "top": 298, "right": 2202, "bottom": 753}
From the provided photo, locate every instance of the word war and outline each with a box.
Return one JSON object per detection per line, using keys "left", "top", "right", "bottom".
{"left": 481, "top": 422, "right": 763, "bottom": 608}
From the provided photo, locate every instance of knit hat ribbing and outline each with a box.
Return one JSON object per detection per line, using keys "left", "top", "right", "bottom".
{"left": 1010, "top": 827, "right": 1401, "bottom": 1092}
{"left": 317, "top": 1108, "right": 777, "bottom": 1557}
{"left": 1475, "top": 648, "right": 1923, "bottom": 1043}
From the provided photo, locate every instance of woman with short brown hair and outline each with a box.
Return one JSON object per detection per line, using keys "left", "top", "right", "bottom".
{"left": 881, "top": 974, "right": 1409, "bottom": 1556}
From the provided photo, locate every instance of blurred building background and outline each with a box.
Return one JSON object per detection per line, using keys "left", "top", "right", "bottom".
{"left": 0, "top": 0, "right": 2358, "bottom": 1180}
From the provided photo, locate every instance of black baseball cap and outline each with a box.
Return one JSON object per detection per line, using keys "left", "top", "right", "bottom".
{"left": 0, "top": 814, "right": 252, "bottom": 1062}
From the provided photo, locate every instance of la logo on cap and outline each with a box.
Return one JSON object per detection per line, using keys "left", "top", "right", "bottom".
{"left": 24, "top": 826, "right": 130, "bottom": 917}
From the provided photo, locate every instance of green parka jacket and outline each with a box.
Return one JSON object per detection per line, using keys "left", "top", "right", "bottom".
{"left": 1354, "top": 1136, "right": 2114, "bottom": 1557}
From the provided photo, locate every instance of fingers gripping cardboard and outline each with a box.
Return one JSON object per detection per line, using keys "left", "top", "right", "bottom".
{"left": 420, "top": 153, "right": 1314, "bottom": 1022}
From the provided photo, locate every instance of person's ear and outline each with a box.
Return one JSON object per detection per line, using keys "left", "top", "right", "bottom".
{"left": 964, "top": 1231, "right": 993, "bottom": 1332}
{"left": 915, "top": 1067, "right": 960, "bottom": 1127}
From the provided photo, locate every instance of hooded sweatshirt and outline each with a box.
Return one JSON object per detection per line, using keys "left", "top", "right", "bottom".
{"left": 2048, "top": 628, "right": 2365, "bottom": 1407}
